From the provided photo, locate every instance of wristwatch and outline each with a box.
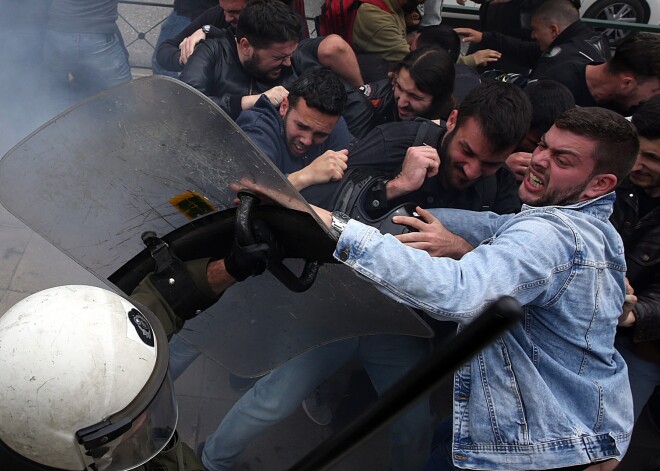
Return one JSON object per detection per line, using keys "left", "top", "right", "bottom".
{"left": 202, "top": 24, "right": 211, "bottom": 34}
{"left": 330, "top": 211, "right": 351, "bottom": 239}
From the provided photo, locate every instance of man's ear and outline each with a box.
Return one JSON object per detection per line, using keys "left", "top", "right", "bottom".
{"left": 237, "top": 37, "right": 252, "bottom": 58}
{"left": 279, "top": 96, "right": 289, "bottom": 118}
{"left": 582, "top": 173, "right": 618, "bottom": 199}
{"left": 618, "top": 73, "right": 636, "bottom": 93}
{"left": 446, "top": 109, "right": 459, "bottom": 132}
{"left": 550, "top": 23, "right": 561, "bottom": 38}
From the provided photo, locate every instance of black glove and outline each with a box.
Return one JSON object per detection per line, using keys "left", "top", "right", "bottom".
{"left": 224, "top": 220, "right": 280, "bottom": 282}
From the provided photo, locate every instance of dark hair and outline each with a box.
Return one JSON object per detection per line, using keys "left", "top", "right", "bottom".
{"left": 532, "top": 0, "right": 579, "bottom": 28}
{"left": 415, "top": 25, "right": 461, "bottom": 62}
{"left": 554, "top": 107, "right": 639, "bottom": 181}
{"left": 456, "top": 81, "right": 532, "bottom": 153}
{"left": 525, "top": 79, "right": 575, "bottom": 135}
{"left": 395, "top": 46, "right": 455, "bottom": 119}
{"left": 632, "top": 94, "right": 660, "bottom": 140}
{"left": 236, "top": 0, "right": 302, "bottom": 49}
{"left": 607, "top": 32, "right": 660, "bottom": 80}
{"left": 288, "top": 67, "right": 347, "bottom": 116}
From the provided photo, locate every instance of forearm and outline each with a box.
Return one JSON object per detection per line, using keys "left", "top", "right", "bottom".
{"left": 317, "top": 34, "right": 364, "bottom": 87}
{"left": 287, "top": 170, "right": 310, "bottom": 191}
{"left": 385, "top": 176, "right": 411, "bottom": 200}
{"left": 156, "top": 12, "right": 215, "bottom": 72}
{"left": 156, "top": 39, "right": 185, "bottom": 72}
{"left": 206, "top": 259, "right": 236, "bottom": 295}
{"left": 240, "top": 94, "right": 264, "bottom": 111}
{"left": 481, "top": 31, "right": 541, "bottom": 67}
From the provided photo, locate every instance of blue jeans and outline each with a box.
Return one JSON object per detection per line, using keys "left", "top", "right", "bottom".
{"left": 202, "top": 335, "right": 434, "bottom": 471}
{"left": 151, "top": 10, "right": 191, "bottom": 77}
{"left": 617, "top": 336, "right": 660, "bottom": 422}
{"left": 43, "top": 29, "right": 132, "bottom": 115}
{"left": 169, "top": 334, "right": 202, "bottom": 381}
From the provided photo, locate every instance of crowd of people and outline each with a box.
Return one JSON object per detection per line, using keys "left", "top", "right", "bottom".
{"left": 1, "top": 0, "right": 660, "bottom": 470}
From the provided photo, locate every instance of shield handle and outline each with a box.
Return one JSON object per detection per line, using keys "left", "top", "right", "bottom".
{"left": 236, "top": 191, "right": 320, "bottom": 293}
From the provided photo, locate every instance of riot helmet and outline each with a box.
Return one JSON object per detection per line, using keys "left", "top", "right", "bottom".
{"left": 0, "top": 285, "right": 176, "bottom": 471}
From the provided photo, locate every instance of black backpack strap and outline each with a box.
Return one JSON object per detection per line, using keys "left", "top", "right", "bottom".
{"left": 411, "top": 118, "right": 445, "bottom": 148}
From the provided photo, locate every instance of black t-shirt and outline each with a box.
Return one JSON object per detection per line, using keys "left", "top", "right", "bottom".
{"left": 47, "top": 0, "right": 118, "bottom": 33}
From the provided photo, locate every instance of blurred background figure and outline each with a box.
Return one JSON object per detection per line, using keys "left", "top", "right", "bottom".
{"left": 43, "top": 0, "right": 133, "bottom": 116}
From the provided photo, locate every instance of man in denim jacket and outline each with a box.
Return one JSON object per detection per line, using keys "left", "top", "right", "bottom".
{"left": 314, "top": 106, "right": 639, "bottom": 470}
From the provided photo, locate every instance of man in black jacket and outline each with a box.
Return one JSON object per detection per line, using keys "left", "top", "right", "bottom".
{"left": 613, "top": 94, "right": 660, "bottom": 425}
{"left": 456, "top": 0, "right": 609, "bottom": 80}
{"left": 177, "top": 0, "right": 366, "bottom": 123}
{"left": 155, "top": 0, "right": 363, "bottom": 87}
{"left": 179, "top": 0, "right": 303, "bottom": 119}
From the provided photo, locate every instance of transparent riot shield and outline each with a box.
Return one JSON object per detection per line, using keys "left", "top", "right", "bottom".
{"left": 0, "top": 76, "right": 432, "bottom": 376}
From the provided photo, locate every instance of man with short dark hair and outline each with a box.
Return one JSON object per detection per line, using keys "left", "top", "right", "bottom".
{"left": 157, "top": 0, "right": 364, "bottom": 87}
{"left": 505, "top": 79, "right": 575, "bottom": 181}
{"left": 612, "top": 95, "right": 660, "bottom": 426}
{"left": 236, "top": 67, "right": 350, "bottom": 191}
{"left": 181, "top": 0, "right": 302, "bottom": 119}
{"left": 541, "top": 32, "right": 660, "bottom": 114}
{"left": 456, "top": 0, "right": 610, "bottom": 80}
{"left": 313, "top": 106, "right": 639, "bottom": 470}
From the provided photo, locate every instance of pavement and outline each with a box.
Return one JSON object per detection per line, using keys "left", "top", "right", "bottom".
{"left": 0, "top": 1, "right": 658, "bottom": 469}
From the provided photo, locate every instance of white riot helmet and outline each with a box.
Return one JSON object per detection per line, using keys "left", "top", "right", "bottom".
{"left": 0, "top": 285, "right": 176, "bottom": 471}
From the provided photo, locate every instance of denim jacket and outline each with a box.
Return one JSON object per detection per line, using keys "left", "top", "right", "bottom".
{"left": 334, "top": 193, "right": 633, "bottom": 469}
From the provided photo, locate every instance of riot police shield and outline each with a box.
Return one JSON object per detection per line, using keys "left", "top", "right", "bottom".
{"left": 0, "top": 76, "right": 432, "bottom": 376}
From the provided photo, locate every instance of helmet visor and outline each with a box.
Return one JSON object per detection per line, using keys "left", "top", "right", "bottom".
{"left": 77, "top": 372, "right": 178, "bottom": 471}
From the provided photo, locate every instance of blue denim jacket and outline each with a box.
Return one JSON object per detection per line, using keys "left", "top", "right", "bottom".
{"left": 334, "top": 193, "right": 634, "bottom": 469}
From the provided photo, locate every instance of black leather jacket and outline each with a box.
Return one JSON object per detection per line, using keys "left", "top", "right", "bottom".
{"left": 179, "top": 30, "right": 320, "bottom": 119}
{"left": 611, "top": 179, "right": 660, "bottom": 346}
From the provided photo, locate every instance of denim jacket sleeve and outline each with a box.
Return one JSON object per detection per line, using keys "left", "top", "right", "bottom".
{"left": 334, "top": 212, "right": 575, "bottom": 322}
